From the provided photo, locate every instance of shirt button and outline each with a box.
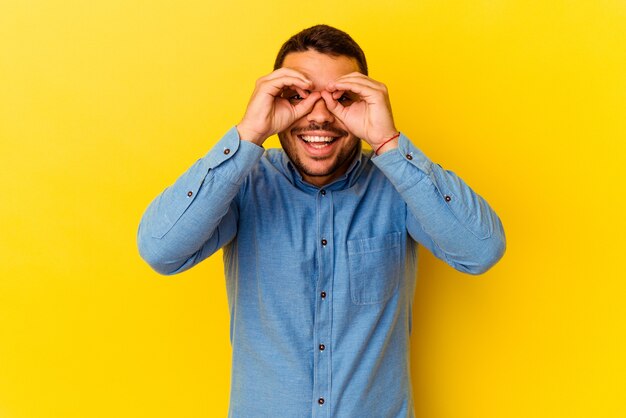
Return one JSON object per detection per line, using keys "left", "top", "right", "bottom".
{"left": 444, "top": 195, "right": 451, "bottom": 202}
{"left": 320, "top": 291, "right": 326, "bottom": 299}
{"left": 321, "top": 239, "right": 327, "bottom": 246}
{"left": 187, "top": 191, "right": 193, "bottom": 197}
{"left": 319, "top": 344, "right": 325, "bottom": 351}
{"left": 318, "top": 398, "right": 325, "bottom": 405}
{"left": 320, "top": 189, "right": 326, "bottom": 196}
{"left": 223, "top": 148, "right": 231, "bottom": 155}
{"left": 406, "top": 153, "right": 413, "bottom": 160}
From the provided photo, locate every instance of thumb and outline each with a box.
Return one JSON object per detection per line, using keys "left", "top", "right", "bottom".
{"left": 293, "top": 91, "right": 322, "bottom": 119}
{"left": 321, "top": 90, "right": 345, "bottom": 119}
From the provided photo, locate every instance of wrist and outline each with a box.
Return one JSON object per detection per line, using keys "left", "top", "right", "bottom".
{"left": 374, "top": 132, "right": 400, "bottom": 155}
{"left": 236, "top": 124, "right": 266, "bottom": 146}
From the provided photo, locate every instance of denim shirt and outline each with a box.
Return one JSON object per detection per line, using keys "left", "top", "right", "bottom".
{"left": 137, "top": 127, "right": 505, "bottom": 417}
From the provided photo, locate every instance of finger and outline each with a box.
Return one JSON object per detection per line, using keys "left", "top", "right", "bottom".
{"left": 328, "top": 79, "right": 377, "bottom": 93}
{"left": 329, "top": 71, "right": 368, "bottom": 80}
{"left": 331, "top": 90, "right": 345, "bottom": 100}
{"left": 292, "top": 91, "right": 322, "bottom": 118}
{"left": 327, "top": 79, "right": 386, "bottom": 103}
{"left": 327, "top": 75, "right": 385, "bottom": 96}
{"left": 259, "top": 76, "right": 313, "bottom": 96}
{"left": 328, "top": 72, "right": 380, "bottom": 88}
{"left": 294, "top": 86, "right": 311, "bottom": 99}
{"left": 264, "top": 68, "right": 312, "bottom": 84}
{"left": 320, "top": 90, "right": 345, "bottom": 117}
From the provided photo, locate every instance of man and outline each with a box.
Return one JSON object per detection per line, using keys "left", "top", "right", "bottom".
{"left": 138, "top": 25, "right": 505, "bottom": 417}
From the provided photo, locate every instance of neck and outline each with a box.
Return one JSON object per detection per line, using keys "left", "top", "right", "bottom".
{"left": 301, "top": 144, "right": 360, "bottom": 188}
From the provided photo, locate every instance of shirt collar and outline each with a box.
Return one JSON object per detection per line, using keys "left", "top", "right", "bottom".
{"left": 278, "top": 142, "right": 370, "bottom": 192}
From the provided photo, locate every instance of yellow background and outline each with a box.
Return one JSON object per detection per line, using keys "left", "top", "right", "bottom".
{"left": 1, "top": 0, "right": 625, "bottom": 417}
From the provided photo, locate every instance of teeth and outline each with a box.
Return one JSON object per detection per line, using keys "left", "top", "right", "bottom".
{"left": 301, "top": 135, "right": 336, "bottom": 143}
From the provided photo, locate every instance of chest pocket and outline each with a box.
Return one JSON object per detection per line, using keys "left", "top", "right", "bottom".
{"left": 347, "top": 231, "right": 402, "bottom": 305}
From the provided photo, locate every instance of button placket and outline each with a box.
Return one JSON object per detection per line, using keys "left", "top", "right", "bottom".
{"left": 313, "top": 189, "right": 333, "bottom": 417}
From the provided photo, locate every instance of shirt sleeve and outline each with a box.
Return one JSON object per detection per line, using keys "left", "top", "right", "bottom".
{"left": 137, "top": 127, "right": 265, "bottom": 275}
{"left": 371, "top": 133, "right": 506, "bottom": 274}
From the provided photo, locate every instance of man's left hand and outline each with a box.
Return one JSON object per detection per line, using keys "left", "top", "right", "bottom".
{"left": 322, "top": 73, "right": 399, "bottom": 152}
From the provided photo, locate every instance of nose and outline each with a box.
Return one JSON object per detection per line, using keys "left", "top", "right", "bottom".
{"left": 306, "top": 97, "right": 335, "bottom": 124}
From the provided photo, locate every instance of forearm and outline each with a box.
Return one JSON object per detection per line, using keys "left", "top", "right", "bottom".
{"left": 137, "top": 127, "right": 264, "bottom": 274}
{"left": 373, "top": 134, "right": 506, "bottom": 274}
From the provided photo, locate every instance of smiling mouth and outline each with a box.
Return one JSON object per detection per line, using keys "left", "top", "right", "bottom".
{"left": 298, "top": 134, "right": 340, "bottom": 149}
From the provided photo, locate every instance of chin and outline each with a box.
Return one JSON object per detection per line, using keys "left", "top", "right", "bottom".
{"left": 279, "top": 131, "right": 360, "bottom": 184}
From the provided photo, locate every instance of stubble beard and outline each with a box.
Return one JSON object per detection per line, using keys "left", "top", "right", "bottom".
{"left": 278, "top": 131, "right": 360, "bottom": 180}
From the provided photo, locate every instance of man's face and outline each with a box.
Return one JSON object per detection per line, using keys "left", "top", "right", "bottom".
{"left": 278, "top": 50, "right": 361, "bottom": 187}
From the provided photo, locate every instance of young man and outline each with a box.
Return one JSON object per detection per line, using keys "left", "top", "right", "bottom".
{"left": 138, "top": 25, "right": 505, "bottom": 417}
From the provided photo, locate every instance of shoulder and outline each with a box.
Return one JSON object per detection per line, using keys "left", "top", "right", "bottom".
{"left": 241, "top": 148, "right": 291, "bottom": 187}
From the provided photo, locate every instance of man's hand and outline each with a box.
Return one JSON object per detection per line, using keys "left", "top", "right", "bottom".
{"left": 237, "top": 69, "right": 322, "bottom": 146}
{"left": 322, "top": 73, "right": 399, "bottom": 153}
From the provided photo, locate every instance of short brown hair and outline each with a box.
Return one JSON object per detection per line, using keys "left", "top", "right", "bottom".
{"left": 274, "top": 25, "right": 368, "bottom": 75}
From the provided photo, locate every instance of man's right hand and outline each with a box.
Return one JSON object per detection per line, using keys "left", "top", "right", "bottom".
{"left": 236, "top": 68, "right": 322, "bottom": 146}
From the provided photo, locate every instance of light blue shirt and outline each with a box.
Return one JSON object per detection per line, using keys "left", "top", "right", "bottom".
{"left": 137, "top": 127, "right": 505, "bottom": 417}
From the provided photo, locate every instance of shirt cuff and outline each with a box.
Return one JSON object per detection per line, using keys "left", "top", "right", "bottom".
{"left": 202, "top": 126, "right": 265, "bottom": 185}
{"left": 371, "top": 133, "right": 433, "bottom": 191}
